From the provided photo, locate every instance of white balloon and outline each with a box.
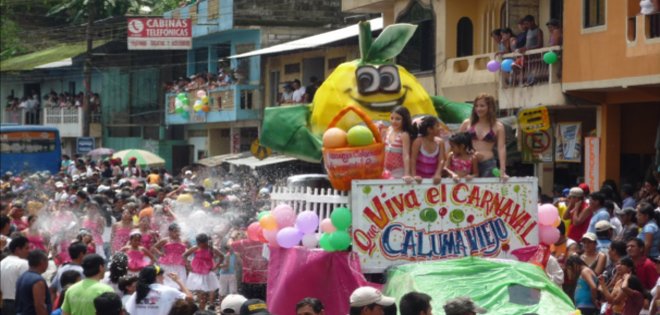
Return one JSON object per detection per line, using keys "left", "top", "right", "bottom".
{"left": 302, "top": 233, "right": 319, "bottom": 249}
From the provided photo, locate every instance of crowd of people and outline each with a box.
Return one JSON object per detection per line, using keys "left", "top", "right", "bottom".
{"left": 277, "top": 77, "right": 322, "bottom": 106}
{"left": 4, "top": 90, "right": 102, "bottom": 125}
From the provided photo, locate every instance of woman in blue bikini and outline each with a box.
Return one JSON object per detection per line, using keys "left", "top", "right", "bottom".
{"left": 458, "top": 93, "right": 508, "bottom": 178}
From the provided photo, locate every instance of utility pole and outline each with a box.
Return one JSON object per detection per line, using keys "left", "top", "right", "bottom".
{"left": 82, "top": 0, "right": 97, "bottom": 137}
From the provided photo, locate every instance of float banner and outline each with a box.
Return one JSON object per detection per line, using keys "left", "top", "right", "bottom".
{"left": 127, "top": 18, "right": 192, "bottom": 50}
{"left": 351, "top": 178, "right": 539, "bottom": 273}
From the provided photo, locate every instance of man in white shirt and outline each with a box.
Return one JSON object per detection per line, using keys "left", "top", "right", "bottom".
{"left": 0, "top": 236, "right": 30, "bottom": 315}
{"left": 291, "top": 79, "right": 306, "bottom": 103}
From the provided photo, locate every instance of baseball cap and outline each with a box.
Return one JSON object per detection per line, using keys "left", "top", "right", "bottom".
{"left": 221, "top": 294, "right": 247, "bottom": 314}
{"left": 240, "top": 299, "right": 270, "bottom": 315}
{"left": 350, "top": 286, "right": 395, "bottom": 307}
{"left": 579, "top": 183, "right": 590, "bottom": 195}
{"left": 568, "top": 187, "right": 584, "bottom": 198}
{"left": 443, "top": 297, "right": 487, "bottom": 315}
{"left": 595, "top": 220, "right": 612, "bottom": 232}
{"left": 55, "top": 181, "right": 64, "bottom": 188}
{"left": 185, "top": 170, "right": 192, "bottom": 175}
{"left": 582, "top": 232, "right": 597, "bottom": 242}
{"left": 561, "top": 188, "right": 570, "bottom": 197}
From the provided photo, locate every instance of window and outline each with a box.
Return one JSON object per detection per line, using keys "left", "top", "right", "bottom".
{"left": 584, "top": 0, "right": 606, "bottom": 28}
{"left": 284, "top": 63, "right": 300, "bottom": 74}
{"left": 194, "top": 47, "right": 208, "bottom": 73}
{"left": 648, "top": 12, "right": 660, "bottom": 39}
{"left": 396, "top": 1, "right": 435, "bottom": 72}
{"left": 457, "top": 17, "right": 474, "bottom": 57}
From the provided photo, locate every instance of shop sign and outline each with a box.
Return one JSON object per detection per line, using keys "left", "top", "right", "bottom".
{"left": 127, "top": 18, "right": 192, "bottom": 50}
{"left": 585, "top": 137, "right": 600, "bottom": 192}
{"left": 555, "top": 122, "right": 582, "bottom": 163}
{"left": 518, "top": 106, "right": 550, "bottom": 133}
{"left": 522, "top": 129, "right": 553, "bottom": 163}
{"left": 351, "top": 178, "right": 539, "bottom": 273}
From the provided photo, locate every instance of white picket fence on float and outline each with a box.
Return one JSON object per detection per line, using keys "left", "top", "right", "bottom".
{"left": 269, "top": 186, "right": 350, "bottom": 220}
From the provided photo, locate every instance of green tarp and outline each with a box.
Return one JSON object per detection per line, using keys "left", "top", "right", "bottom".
{"left": 384, "top": 257, "right": 576, "bottom": 315}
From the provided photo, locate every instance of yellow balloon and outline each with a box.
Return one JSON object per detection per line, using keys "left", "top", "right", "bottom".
{"left": 177, "top": 193, "right": 193, "bottom": 204}
{"left": 203, "top": 178, "right": 212, "bottom": 188}
{"left": 259, "top": 214, "right": 278, "bottom": 231}
{"left": 310, "top": 61, "right": 437, "bottom": 135}
{"left": 202, "top": 96, "right": 209, "bottom": 105}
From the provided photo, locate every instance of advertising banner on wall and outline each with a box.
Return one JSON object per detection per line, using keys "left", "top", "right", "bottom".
{"left": 585, "top": 137, "right": 600, "bottom": 192}
{"left": 127, "top": 18, "right": 192, "bottom": 50}
{"left": 555, "top": 122, "right": 582, "bottom": 163}
{"left": 351, "top": 178, "right": 539, "bottom": 273}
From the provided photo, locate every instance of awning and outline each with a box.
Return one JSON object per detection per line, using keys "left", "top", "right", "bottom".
{"left": 225, "top": 154, "right": 299, "bottom": 169}
{"left": 0, "top": 40, "right": 108, "bottom": 72}
{"left": 194, "top": 153, "right": 245, "bottom": 168}
{"left": 229, "top": 17, "right": 383, "bottom": 59}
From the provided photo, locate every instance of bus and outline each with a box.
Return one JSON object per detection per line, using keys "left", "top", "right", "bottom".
{"left": 0, "top": 125, "right": 62, "bottom": 175}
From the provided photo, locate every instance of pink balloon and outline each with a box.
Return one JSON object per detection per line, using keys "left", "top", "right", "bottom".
{"left": 276, "top": 227, "right": 303, "bottom": 248}
{"left": 538, "top": 225, "right": 560, "bottom": 245}
{"left": 320, "top": 218, "right": 336, "bottom": 233}
{"left": 247, "top": 222, "right": 262, "bottom": 242}
{"left": 263, "top": 229, "right": 279, "bottom": 248}
{"left": 538, "top": 204, "right": 559, "bottom": 226}
{"left": 272, "top": 204, "right": 296, "bottom": 228}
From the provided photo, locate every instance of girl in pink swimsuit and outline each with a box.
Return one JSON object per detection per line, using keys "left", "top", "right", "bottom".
{"left": 444, "top": 132, "right": 480, "bottom": 180}
{"left": 122, "top": 230, "right": 155, "bottom": 274}
{"left": 411, "top": 115, "right": 445, "bottom": 184}
{"left": 112, "top": 210, "right": 133, "bottom": 254}
{"left": 384, "top": 106, "right": 414, "bottom": 181}
{"left": 153, "top": 223, "right": 189, "bottom": 289}
{"left": 23, "top": 215, "right": 48, "bottom": 252}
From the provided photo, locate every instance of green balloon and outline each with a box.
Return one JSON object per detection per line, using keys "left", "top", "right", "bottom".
{"left": 176, "top": 93, "right": 187, "bottom": 100}
{"left": 257, "top": 211, "right": 270, "bottom": 220}
{"left": 329, "top": 230, "right": 351, "bottom": 250}
{"left": 449, "top": 209, "right": 465, "bottom": 225}
{"left": 513, "top": 185, "right": 520, "bottom": 193}
{"left": 181, "top": 98, "right": 190, "bottom": 106}
{"left": 319, "top": 233, "right": 335, "bottom": 252}
{"left": 331, "top": 207, "right": 352, "bottom": 230}
{"left": 181, "top": 111, "right": 190, "bottom": 119}
{"left": 492, "top": 168, "right": 501, "bottom": 177}
{"left": 543, "top": 51, "right": 558, "bottom": 65}
{"left": 420, "top": 208, "right": 438, "bottom": 223}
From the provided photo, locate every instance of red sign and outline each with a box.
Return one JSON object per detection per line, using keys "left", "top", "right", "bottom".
{"left": 127, "top": 18, "right": 192, "bottom": 50}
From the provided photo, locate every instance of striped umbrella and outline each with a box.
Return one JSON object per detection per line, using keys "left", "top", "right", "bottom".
{"left": 112, "top": 149, "right": 165, "bottom": 168}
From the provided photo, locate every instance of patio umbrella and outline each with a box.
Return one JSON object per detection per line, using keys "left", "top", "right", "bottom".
{"left": 112, "top": 149, "right": 165, "bottom": 168}
{"left": 86, "top": 147, "right": 115, "bottom": 157}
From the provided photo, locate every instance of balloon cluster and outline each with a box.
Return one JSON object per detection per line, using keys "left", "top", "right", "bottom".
{"left": 175, "top": 93, "right": 190, "bottom": 119}
{"left": 538, "top": 203, "right": 561, "bottom": 245}
{"left": 193, "top": 90, "right": 210, "bottom": 113}
{"left": 318, "top": 207, "right": 352, "bottom": 252}
{"left": 487, "top": 51, "right": 558, "bottom": 74}
{"left": 246, "top": 204, "right": 322, "bottom": 249}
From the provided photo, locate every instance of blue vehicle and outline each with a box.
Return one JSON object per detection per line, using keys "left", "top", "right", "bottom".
{"left": 0, "top": 125, "right": 62, "bottom": 175}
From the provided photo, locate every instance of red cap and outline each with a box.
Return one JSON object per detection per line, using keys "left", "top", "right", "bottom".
{"left": 578, "top": 183, "right": 590, "bottom": 195}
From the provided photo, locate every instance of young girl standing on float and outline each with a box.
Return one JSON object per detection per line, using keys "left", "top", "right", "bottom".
{"left": 137, "top": 216, "right": 158, "bottom": 250}
{"left": 444, "top": 132, "right": 480, "bottom": 181}
{"left": 111, "top": 209, "right": 133, "bottom": 254}
{"left": 383, "top": 106, "right": 414, "bottom": 182}
{"left": 184, "top": 233, "right": 223, "bottom": 311}
{"left": 82, "top": 202, "right": 106, "bottom": 258}
{"left": 410, "top": 115, "right": 445, "bottom": 185}
{"left": 152, "top": 223, "right": 189, "bottom": 289}
{"left": 122, "top": 231, "right": 156, "bottom": 275}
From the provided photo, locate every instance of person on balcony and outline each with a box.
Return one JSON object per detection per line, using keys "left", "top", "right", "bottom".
{"left": 291, "top": 79, "right": 306, "bottom": 103}
{"left": 546, "top": 19, "right": 563, "bottom": 46}
{"left": 519, "top": 15, "right": 543, "bottom": 53}
{"left": 491, "top": 29, "right": 504, "bottom": 53}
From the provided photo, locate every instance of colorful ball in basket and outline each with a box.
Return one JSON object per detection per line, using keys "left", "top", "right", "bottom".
{"left": 322, "top": 106, "right": 385, "bottom": 191}
{"left": 322, "top": 127, "right": 348, "bottom": 149}
{"left": 347, "top": 125, "right": 374, "bottom": 147}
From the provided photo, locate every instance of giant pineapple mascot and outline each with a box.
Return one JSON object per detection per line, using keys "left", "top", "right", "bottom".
{"left": 260, "top": 21, "right": 473, "bottom": 162}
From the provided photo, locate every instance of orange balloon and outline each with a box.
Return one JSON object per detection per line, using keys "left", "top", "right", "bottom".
{"left": 259, "top": 214, "right": 278, "bottom": 230}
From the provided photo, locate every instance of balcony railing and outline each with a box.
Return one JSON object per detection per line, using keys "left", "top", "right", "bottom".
{"left": 500, "top": 46, "right": 562, "bottom": 89}
{"left": 165, "top": 84, "right": 261, "bottom": 124}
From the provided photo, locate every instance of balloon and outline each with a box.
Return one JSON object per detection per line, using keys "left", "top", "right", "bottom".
{"left": 181, "top": 98, "right": 189, "bottom": 106}
{"left": 263, "top": 229, "right": 279, "bottom": 247}
{"left": 247, "top": 222, "right": 262, "bottom": 242}
{"left": 203, "top": 178, "right": 212, "bottom": 188}
{"left": 302, "top": 233, "right": 319, "bottom": 248}
{"left": 196, "top": 90, "right": 207, "bottom": 98}
{"left": 175, "top": 106, "right": 185, "bottom": 114}
{"left": 487, "top": 60, "right": 501, "bottom": 72}
{"left": 272, "top": 204, "right": 296, "bottom": 228}
{"left": 329, "top": 230, "right": 351, "bottom": 250}
{"left": 201, "top": 96, "right": 209, "bottom": 105}
{"left": 181, "top": 111, "right": 190, "bottom": 119}
{"left": 492, "top": 168, "right": 501, "bottom": 177}
{"left": 501, "top": 59, "right": 514, "bottom": 72}
{"left": 296, "top": 211, "right": 320, "bottom": 235}
{"left": 538, "top": 225, "right": 560, "bottom": 245}
{"left": 257, "top": 211, "right": 270, "bottom": 221}
{"left": 176, "top": 93, "right": 187, "bottom": 100}
{"left": 277, "top": 227, "right": 303, "bottom": 248}
{"left": 176, "top": 194, "right": 193, "bottom": 204}
{"left": 319, "top": 233, "right": 335, "bottom": 251}
{"left": 202, "top": 105, "right": 210, "bottom": 113}
{"left": 381, "top": 170, "right": 392, "bottom": 179}
{"left": 320, "top": 218, "right": 336, "bottom": 233}
{"left": 194, "top": 104, "right": 203, "bottom": 113}
{"left": 420, "top": 208, "right": 438, "bottom": 223}
{"left": 543, "top": 51, "right": 558, "bottom": 65}
{"left": 552, "top": 216, "right": 561, "bottom": 228}
{"left": 538, "top": 204, "right": 559, "bottom": 226}
{"left": 259, "top": 214, "right": 278, "bottom": 230}
{"left": 330, "top": 207, "right": 351, "bottom": 230}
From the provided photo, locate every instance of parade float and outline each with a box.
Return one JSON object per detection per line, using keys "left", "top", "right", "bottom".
{"left": 253, "top": 20, "right": 576, "bottom": 315}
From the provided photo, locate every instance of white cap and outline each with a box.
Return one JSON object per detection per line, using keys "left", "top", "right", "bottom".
{"left": 55, "top": 181, "right": 64, "bottom": 188}
{"left": 220, "top": 294, "right": 247, "bottom": 314}
{"left": 185, "top": 170, "right": 192, "bottom": 175}
{"left": 595, "top": 220, "right": 612, "bottom": 232}
{"left": 582, "top": 232, "right": 597, "bottom": 242}
{"left": 350, "top": 286, "right": 395, "bottom": 307}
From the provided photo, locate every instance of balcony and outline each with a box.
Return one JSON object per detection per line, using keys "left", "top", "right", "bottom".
{"left": 43, "top": 107, "right": 102, "bottom": 138}
{"left": 439, "top": 47, "right": 565, "bottom": 109}
{"left": 165, "top": 84, "right": 261, "bottom": 125}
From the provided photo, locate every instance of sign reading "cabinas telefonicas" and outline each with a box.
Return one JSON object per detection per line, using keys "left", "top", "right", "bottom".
{"left": 351, "top": 178, "right": 539, "bottom": 273}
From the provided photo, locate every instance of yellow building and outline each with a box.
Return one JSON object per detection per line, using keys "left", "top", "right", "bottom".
{"left": 339, "top": 0, "right": 660, "bottom": 191}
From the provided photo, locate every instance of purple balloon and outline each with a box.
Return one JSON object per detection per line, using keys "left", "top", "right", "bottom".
{"left": 276, "top": 227, "right": 303, "bottom": 248}
{"left": 487, "top": 60, "right": 501, "bottom": 72}
{"left": 296, "top": 211, "right": 320, "bottom": 235}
